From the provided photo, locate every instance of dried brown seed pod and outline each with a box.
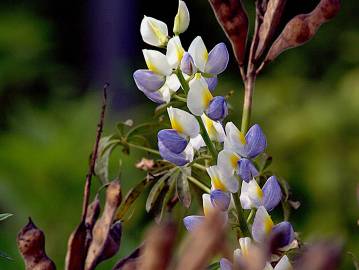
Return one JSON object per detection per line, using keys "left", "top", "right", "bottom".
{"left": 17, "top": 218, "right": 56, "bottom": 270}
{"left": 208, "top": 0, "right": 249, "bottom": 67}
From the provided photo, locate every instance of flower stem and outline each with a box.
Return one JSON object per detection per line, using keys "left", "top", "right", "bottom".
{"left": 247, "top": 208, "right": 255, "bottom": 223}
{"left": 232, "top": 190, "right": 251, "bottom": 238}
{"left": 126, "top": 142, "right": 160, "bottom": 155}
{"left": 188, "top": 176, "right": 211, "bottom": 193}
{"left": 175, "top": 71, "right": 218, "bottom": 161}
{"left": 240, "top": 74, "right": 256, "bottom": 134}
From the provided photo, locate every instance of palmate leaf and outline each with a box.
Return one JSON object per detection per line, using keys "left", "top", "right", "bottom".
{"left": 116, "top": 174, "right": 157, "bottom": 220}
{"left": 0, "top": 213, "right": 13, "bottom": 222}
{"left": 95, "top": 136, "right": 119, "bottom": 184}
{"left": 146, "top": 168, "right": 177, "bottom": 213}
{"left": 176, "top": 167, "right": 192, "bottom": 208}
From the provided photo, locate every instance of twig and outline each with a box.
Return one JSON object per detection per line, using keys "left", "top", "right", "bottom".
{"left": 81, "top": 83, "right": 109, "bottom": 221}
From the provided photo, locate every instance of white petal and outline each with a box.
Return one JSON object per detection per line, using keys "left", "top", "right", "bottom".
{"left": 140, "top": 16, "right": 168, "bottom": 47}
{"left": 143, "top": 49, "right": 172, "bottom": 76}
{"left": 274, "top": 255, "right": 293, "bottom": 270}
{"left": 264, "top": 263, "right": 274, "bottom": 270}
{"left": 166, "top": 36, "right": 185, "bottom": 69}
{"left": 201, "top": 114, "right": 225, "bottom": 142}
{"left": 187, "top": 74, "right": 213, "bottom": 116}
{"left": 247, "top": 179, "right": 263, "bottom": 208}
{"left": 173, "top": 0, "right": 190, "bottom": 34}
{"left": 183, "top": 143, "right": 194, "bottom": 164}
{"left": 225, "top": 122, "right": 246, "bottom": 155}
{"left": 240, "top": 181, "right": 253, "bottom": 210}
{"left": 189, "top": 134, "right": 205, "bottom": 150}
{"left": 239, "top": 237, "right": 252, "bottom": 257}
{"left": 252, "top": 206, "right": 274, "bottom": 242}
{"left": 158, "top": 85, "right": 171, "bottom": 104}
{"left": 207, "top": 165, "right": 238, "bottom": 193}
{"left": 167, "top": 107, "right": 200, "bottom": 138}
{"left": 217, "top": 150, "right": 240, "bottom": 176}
{"left": 165, "top": 74, "right": 181, "bottom": 92}
{"left": 202, "top": 193, "right": 213, "bottom": 216}
{"left": 188, "top": 36, "right": 208, "bottom": 72}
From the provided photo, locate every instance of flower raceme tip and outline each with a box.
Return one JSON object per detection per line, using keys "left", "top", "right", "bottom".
{"left": 173, "top": 0, "right": 190, "bottom": 35}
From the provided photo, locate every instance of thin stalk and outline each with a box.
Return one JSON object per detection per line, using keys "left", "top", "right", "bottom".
{"left": 192, "top": 163, "right": 207, "bottom": 172}
{"left": 197, "top": 116, "right": 218, "bottom": 160}
{"left": 176, "top": 69, "right": 190, "bottom": 94}
{"left": 246, "top": 209, "right": 255, "bottom": 223}
{"left": 188, "top": 176, "right": 211, "bottom": 193}
{"left": 126, "top": 142, "right": 160, "bottom": 155}
{"left": 173, "top": 94, "right": 187, "bottom": 102}
{"left": 240, "top": 74, "right": 256, "bottom": 133}
{"left": 232, "top": 191, "right": 251, "bottom": 238}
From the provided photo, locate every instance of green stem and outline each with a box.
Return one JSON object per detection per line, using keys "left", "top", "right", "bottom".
{"left": 192, "top": 163, "right": 207, "bottom": 171}
{"left": 175, "top": 71, "right": 218, "bottom": 160}
{"left": 240, "top": 74, "right": 256, "bottom": 133}
{"left": 188, "top": 176, "right": 211, "bottom": 193}
{"left": 176, "top": 69, "right": 190, "bottom": 94}
{"left": 197, "top": 116, "right": 218, "bottom": 160}
{"left": 173, "top": 94, "right": 187, "bottom": 102}
{"left": 232, "top": 187, "right": 251, "bottom": 238}
{"left": 126, "top": 142, "right": 160, "bottom": 155}
{"left": 247, "top": 209, "right": 255, "bottom": 223}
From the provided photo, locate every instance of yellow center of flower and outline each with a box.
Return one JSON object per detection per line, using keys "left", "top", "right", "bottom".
{"left": 212, "top": 177, "right": 227, "bottom": 191}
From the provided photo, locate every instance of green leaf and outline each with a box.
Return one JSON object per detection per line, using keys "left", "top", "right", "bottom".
{"left": 0, "top": 213, "right": 13, "bottom": 222}
{"left": 146, "top": 168, "right": 176, "bottom": 213}
{"left": 206, "top": 261, "right": 220, "bottom": 270}
{"left": 176, "top": 167, "right": 191, "bottom": 208}
{"left": 0, "top": 250, "right": 13, "bottom": 261}
{"left": 95, "top": 136, "right": 118, "bottom": 184}
{"left": 126, "top": 122, "right": 159, "bottom": 140}
{"left": 116, "top": 119, "right": 133, "bottom": 136}
{"left": 116, "top": 174, "right": 156, "bottom": 220}
{"left": 255, "top": 153, "right": 273, "bottom": 173}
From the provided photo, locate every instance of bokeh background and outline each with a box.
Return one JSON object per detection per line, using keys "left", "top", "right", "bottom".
{"left": 0, "top": 0, "right": 358, "bottom": 269}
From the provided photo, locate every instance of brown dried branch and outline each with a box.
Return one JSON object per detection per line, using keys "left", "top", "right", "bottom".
{"left": 112, "top": 245, "right": 143, "bottom": 270}
{"left": 17, "top": 218, "right": 56, "bottom": 270}
{"left": 65, "top": 84, "right": 109, "bottom": 270}
{"left": 208, "top": 0, "right": 249, "bottom": 79}
{"left": 85, "top": 180, "right": 122, "bottom": 270}
{"left": 258, "top": 0, "right": 340, "bottom": 73}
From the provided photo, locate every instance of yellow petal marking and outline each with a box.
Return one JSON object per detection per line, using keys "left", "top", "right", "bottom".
{"left": 145, "top": 58, "right": 159, "bottom": 74}
{"left": 170, "top": 118, "right": 184, "bottom": 133}
{"left": 256, "top": 185, "right": 263, "bottom": 199}
{"left": 264, "top": 215, "right": 274, "bottom": 235}
{"left": 212, "top": 177, "right": 227, "bottom": 191}
{"left": 204, "top": 115, "right": 216, "bottom": 138}
{"left": 202, "top": 88, "right": 213, "bottom": 107}
{"left": 230, "top": 154, "right": 240, "bottom": 169}
{"left": 148, "top": 19, "right": 168, "bottom": 45}
{"left": 239, "top": 131, "right": 246, "bottom": 145}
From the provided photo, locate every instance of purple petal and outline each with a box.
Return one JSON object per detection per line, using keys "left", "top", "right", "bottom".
{"left": 237, "top": 158, "right": 259, "bottom": 182}
{"left": 180, "top": 52, "right": 196, "bottom": 75}
{"left": 220, "top": 258, "right": 233, "bottom": 270}
{"left": 142, "top": 90, "right": 166, "bottom": 104}
{"left": 270, "top": 221, "right": 295, "bottom": 250}
{"left": 183, "top": 215, "right": 205, "bottom": 232}
{"left": 262, "top": 176, "right": 282, "bottom": 211}
{"left": 133, "top": 69, "right": 166, "bottom": 92}
{"left": 244, "top": 124, "right": 267, "bottom": 158}
{"left": 205, "top": 96, "right": 228, "bottom": 121}
{"left": 158, "top": 140, "right": 189, "bottom": 166}
{"left": 205, "top": 43, "right": 229, "bottom": 75}
{"left": 158, "top": 129, "right": 188, "bottom": 154}
{"left": 205, "top": 76, "right": 218, "bottom": 92}
{"left": 210, "top": 189, "right": 231, "bottom": 211}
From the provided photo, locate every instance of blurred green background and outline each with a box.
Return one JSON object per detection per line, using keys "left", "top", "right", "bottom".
{"left": 0, "top": 0, "right": 358, "bottom": 269}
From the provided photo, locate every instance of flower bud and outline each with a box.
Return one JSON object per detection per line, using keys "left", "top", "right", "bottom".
{"left": 157, "top": 129, "right": 188, "bottom": 154}
{"left": 140, "top": 16, "right": 168, "bottom": 47}
{"left": 205, "top": 96, "right": 228, "bottom": 121}
{"left": 133, "top": 69, "right": 166, "bottom": 92}
{"left": 173, "top": 1, "right": 190, "bottom": 35}
{"left": 180, "top": 52, "right": 196, "bottom": 75}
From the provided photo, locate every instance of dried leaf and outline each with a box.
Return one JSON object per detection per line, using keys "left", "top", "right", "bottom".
{"left": 208, "top": 0, "right": 249, "bottom": 66}
{"left": 112, "top": 245, "right": 143, "bottom": 270}
{"left": 17, "top": 218, "right": 56, "bottom": 270}
{"left": 255, "top": 0, "right": 287, "bottom": 60}
{"left": 264, "top": 0, "right": 340, "bottom": 65}
{"left": 174, "top": 211, "right": 226, "bottom": 270}
{"left": 156, "top": 172, "right": 178, "bottom": 223}
{"left": 176, "top": 168, "right": 192, "bottom": 208}
{"left": 116, "top": 174, "right": 156, "bottom": 220}
{"left": 98, "top": 222, "right": 122, "bottom": 262}
{"left": 85, "top": 181, "right": 122, "bottom": 270}
{"left": 95, "top": 136, "right": 118, "bottom": 184}
{"left": 136, "top": 158, "right": 155, "bottom": 171}
{"left": 137, "top": 222, "right": 177, "bottom": 270}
